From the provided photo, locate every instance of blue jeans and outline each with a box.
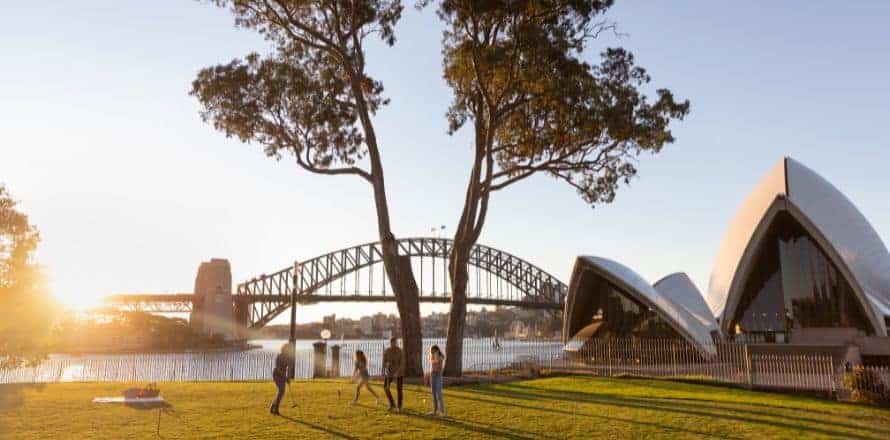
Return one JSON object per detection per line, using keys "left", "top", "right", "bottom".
{"left": 430, "top": 373, "right": 445, "bottom": 414}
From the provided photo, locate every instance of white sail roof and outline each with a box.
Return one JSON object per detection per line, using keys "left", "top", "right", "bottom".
{"left": 654, "top": 272, "right": 718, "bottom": 334}
{"left": 565, "top": 256, "right": 717, "bottom": 355}
{"left": 706, "top": 157, "right": 890, "bottom": 335}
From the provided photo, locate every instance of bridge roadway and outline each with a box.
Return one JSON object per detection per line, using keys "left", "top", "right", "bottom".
{"left": 104, "top": 293, "right": 562, "bottom": 313}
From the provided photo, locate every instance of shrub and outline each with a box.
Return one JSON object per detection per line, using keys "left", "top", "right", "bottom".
{"left": 843, "top": 366, "right": 890, "bottom": 406}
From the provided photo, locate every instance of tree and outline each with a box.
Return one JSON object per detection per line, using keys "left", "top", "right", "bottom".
{"left": 0, "top": 184, "right": 54, "bottom": 369}
{"left": 191, "top": 0, "right": 426, "bottom": 376}
{"left": 428, "top": 1, "right": 691, "bottom": 375}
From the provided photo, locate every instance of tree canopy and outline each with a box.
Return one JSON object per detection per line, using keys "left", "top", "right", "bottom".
{"left": 0, "top": 184, "right": 54, "bottom": 369}
{"left": 436, "top": 0, "right": 689, "bottom": 207}
{"left": 192, "top": 0, "right": 427, "bottom": 376}
{"left": 191, "top": 0, "right": 403, "bottom": 181}
{"left": 428, "top": 0, "right": 690, "bottom": 375}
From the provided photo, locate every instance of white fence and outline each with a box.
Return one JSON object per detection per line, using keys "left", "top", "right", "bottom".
{"left": 2, "top": 338, "right": 887, "bottom": 404}
{"left": 0, "top": 351, "right": 302, "bottom": 383}
{"left": 549, "top": 339, "right": 840, "bottom": 393}
{"left": 332, "top": 338, "right": 563, "bottom": 377}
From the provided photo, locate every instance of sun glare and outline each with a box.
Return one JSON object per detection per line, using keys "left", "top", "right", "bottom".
{"left": 52, "top": 288, "right": 104, "bottom": 312}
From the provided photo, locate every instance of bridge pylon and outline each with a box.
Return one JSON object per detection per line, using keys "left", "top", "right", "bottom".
{"left": 189, "top": 258, "right": 244, "bottom": 340}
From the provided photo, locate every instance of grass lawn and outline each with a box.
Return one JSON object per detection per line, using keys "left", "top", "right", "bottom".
{"left": 2, "top": 376, "right": 889, "bottom": 439}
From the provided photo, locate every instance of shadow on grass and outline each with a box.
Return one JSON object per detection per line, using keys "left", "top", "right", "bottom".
{"left": 454, "top": 383, "right": 886, "bottom": 440}
{"left": 447, "top": 389, "right": 736, "bottom": 439}
{"left": 398, "top": 408, "right": 544, "bottom": 440}
{"left": 280, "top": 415, "right": 360, "bottom": 440}
{"left": 125, "top": 400, "right": 171, "bottom": 410}
{"left": 0, "top": 384, "right": 45, "bottom": 411}
{"left": 511, "top": 379, "right": 890, "bottom": 425}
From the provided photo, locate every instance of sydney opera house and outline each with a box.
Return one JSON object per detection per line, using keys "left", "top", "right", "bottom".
{"left": 563, "top": 158, "right": 890, "bottom": 364}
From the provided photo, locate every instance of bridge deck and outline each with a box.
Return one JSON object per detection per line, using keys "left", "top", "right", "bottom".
{"left": 106, "top": 293, "right": 560, "bottom": 310}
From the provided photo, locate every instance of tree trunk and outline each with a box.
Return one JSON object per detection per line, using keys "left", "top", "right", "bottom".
{"left": 347, "top": 75, "right": 424, "bottom": 377}
{"left": 383, "top": 250, "right": 424, "bottom": 377}
{"left": 442, "top": 111, "right": 488, "bottom": 377}
{"left": 443, "top": 248, "right": 470, "bottom": 376}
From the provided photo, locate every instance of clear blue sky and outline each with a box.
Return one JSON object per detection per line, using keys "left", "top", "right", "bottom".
{"left": 2, "top": 1, "right": 889, "bottom": 323}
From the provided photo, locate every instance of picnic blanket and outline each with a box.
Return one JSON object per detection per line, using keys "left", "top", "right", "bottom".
{"left": 92, "top": 396, "right": 165, "bottom": 404}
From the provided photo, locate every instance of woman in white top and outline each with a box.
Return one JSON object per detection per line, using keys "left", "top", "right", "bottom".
{"left": 428, "top": 345, "right": 446, "bottom": 417}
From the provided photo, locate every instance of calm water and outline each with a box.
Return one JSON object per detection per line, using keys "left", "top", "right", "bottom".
{"left": 0, "top": 338, "right": 563, "bottom": 384}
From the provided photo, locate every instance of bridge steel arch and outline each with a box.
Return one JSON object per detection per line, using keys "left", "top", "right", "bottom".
{"left": 237, "top": 237, "right": 567, "bottom": 329}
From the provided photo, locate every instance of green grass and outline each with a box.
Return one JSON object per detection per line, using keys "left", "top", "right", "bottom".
{"left": 2, "top": 376, "right": 889, "bottom": 439}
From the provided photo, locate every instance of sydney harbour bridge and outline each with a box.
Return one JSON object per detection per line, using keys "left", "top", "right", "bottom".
{"left": 105, "top": 237, "right": 567, "bottom": 332}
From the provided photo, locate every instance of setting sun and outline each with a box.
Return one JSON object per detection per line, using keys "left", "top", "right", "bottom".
{"left": 50, "top": 286, "right": 104, "bottom": 312}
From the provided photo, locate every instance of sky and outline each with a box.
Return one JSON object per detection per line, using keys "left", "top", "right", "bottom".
{"left": 2, "top": 1, "right": 889, "bottom": 324}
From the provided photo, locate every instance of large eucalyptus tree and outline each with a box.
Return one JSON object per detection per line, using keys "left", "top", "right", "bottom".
{"left": 191, "top": 0, "right": 427, "bottom": 375}
{"left": 426, "top": 0, "right": 690, "bottom": 375}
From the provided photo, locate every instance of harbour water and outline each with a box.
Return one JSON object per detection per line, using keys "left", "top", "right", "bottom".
{"left": 0, "top": 338, "right": 563, "bottom": 384}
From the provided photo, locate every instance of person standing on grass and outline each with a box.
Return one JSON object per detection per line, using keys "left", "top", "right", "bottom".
{"left": 351, "top": 350, "right": 380, "bottom": 406}
{"left": 270, "top": 343, "right": 292, "bottom": 415}
{"left": 383, "top": 337, "right": 404, "bottom": 412}
{"left": 428, "top": 345, "right": 446, "bottom": 417}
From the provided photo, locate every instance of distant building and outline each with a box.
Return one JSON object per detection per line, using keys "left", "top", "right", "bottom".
{"left": 359, "top": 316, "right": 373, "bottom": 337}
{"left": 509, "top": 320, "right": 528, "bottom": 339}
{"left": 323, "top": 314, "right": 336, "bottom": 329}
{"left": 467, "top": 314, "right": 479, "bottom": 327}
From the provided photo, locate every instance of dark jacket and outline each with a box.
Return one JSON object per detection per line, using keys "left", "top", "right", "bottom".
{"left": 383, "top": 346, "right": 404, "bottom": 377}
{"left": 273, "top": 352, "right": 290, "bottom": 381}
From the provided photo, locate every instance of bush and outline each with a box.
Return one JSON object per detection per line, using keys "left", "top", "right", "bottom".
{"left": 843, "top": 366, "right": 890, "bottom": 406}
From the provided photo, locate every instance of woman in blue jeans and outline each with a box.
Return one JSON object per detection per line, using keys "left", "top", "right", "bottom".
{"left": 428, "top": 345, "right": 446, "bottom": 417}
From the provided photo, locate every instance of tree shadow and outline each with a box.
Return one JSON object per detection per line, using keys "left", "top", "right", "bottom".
{"left": 279, "top": 415, "right": 360, "bottom": 440}
{"left": 0, "top": 383, "right": 45, "bottom": 411}
{"left": 506, "top": 380, "right": 890, "bottom": 426}
{"left": 455, "top": 384, "right": 886, "bottom": 440}
{"left": 125, "top": 400, "right": 171, "bottom": 410}
{"left": 398, "top": 409, "right": 544, "bottom": 440}
{"left": 643, "top": 395, "right": 890, "bottom": 425}
{"left": 446, "top": 390, "right": 735, "bottom": 439}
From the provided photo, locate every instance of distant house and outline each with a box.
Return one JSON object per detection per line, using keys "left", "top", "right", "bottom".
{"left": 359, "top": 317, "right": 373, "bottom": 337}
{"left": 509, "top": 320, "right": 528, "bottom": 340}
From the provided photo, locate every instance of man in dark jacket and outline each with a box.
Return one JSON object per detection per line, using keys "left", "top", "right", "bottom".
{"left": 270, "top": 343, "right": 293, "bottom": 415}
{"left": 382, "top": 337, "right": 404, "bottom": 412}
